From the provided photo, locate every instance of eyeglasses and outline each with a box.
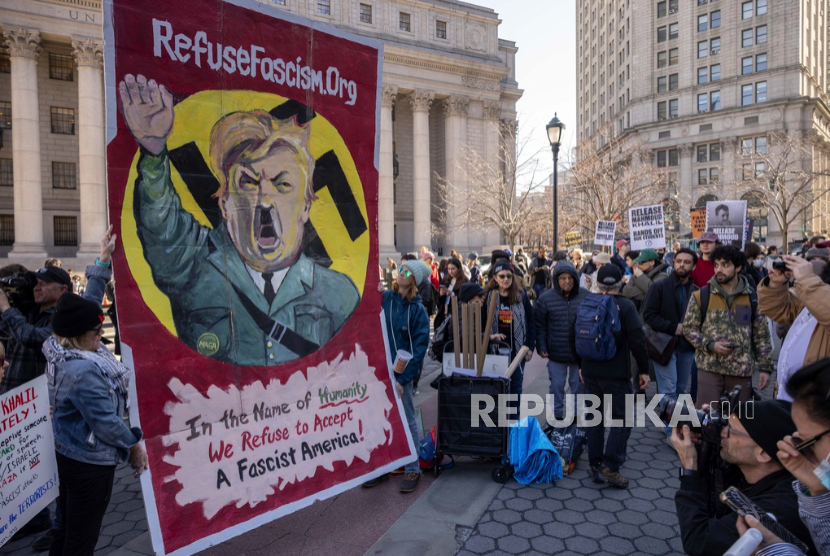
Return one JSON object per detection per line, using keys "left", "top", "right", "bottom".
{"left": 92, "top": 324, "right": 104, "bottom": 336}
{"left": 726, "top": 423, "right": 750, "bottom": 439}
{"left": 794, "top": 428, "right": 830, "bottom": 453}
{"left": 496, "top": 273, "right": 513, "bottom": 280}
{"left": 398, "top": 267, "right": 414, "bottom": 278}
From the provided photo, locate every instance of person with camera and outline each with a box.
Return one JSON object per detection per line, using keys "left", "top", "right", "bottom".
{"left": 682, "top": 245, "right": 773, "bottom": 407}
{"left": 757, "top": 255, "right": 830, "bottom": 402}
{"left": 0, "top": 229, "right": 116, "bottom": 545}
{"left": 672, "top": 399, "right": 816, "bottom": 556}
{"left": 736, "top": 358, "right": 830, "bottom": 555}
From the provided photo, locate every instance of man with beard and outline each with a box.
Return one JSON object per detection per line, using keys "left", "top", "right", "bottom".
{"left": 121, "top": 74, "right": 359, "bottom": 366}
{"left": 682, "top": 245, "right": 772, "bottom": 406}
{"left": 672, "top": 399, "right": 816, "bottom": 556}
{"left": 643, "top": 248, "right": 698, "bottom": 404}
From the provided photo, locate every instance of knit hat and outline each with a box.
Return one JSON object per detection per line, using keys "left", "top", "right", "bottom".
{"left": 402, "top": 260, "right": 430, "bottom": 287}
{"left": 468, "top": 252, "right": 479, "bottom": 261}
{"left": 593, "top": 252, "right": 611, "bottom": 265}
{"left": 597, "top": 265, "right": 623, "bottom": 285}
{"left": 806, "top": 247, "right": 830, "bottom": 260}
{"left": 458, "top": 282, "right": 486, "bottom": 303}
{"left": 491, "top": 258, "right": 513, "bottom": 276}
{"left": 52, "top": 293, "right": 104, "bottom": 338}
{"left": 36, "top": 266, "right": 72, "bottom": 288}
{"left": 736, "top": 399, "right": 796, "bottom": 464}
{"left": 634, "top": 248, "right": 661, "bottom": 264}
{"left": 421, "top": 251, "right": 435, "bottom": 262}
{"left": 615, "top": 239, "right": 629, "bottom": 250}
{"left": 817, "top": 240, "right": 830, "bottom": 249}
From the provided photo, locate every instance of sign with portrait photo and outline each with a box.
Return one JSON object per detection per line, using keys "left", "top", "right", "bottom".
{"left": 705, "top": 200, "right": 748, "bottom": 249}
{"left": 104, "top": 0, "right": 413, "bottom": 554}
{"left": 628, "top": 204, "right": 666, "bottom": 251}
{"left": 594, "top": 220, "right": 616, "bottom": 247}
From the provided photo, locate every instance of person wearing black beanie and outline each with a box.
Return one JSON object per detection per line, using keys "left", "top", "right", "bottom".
{"left": 43, "top": 288, "right": 148, "bottom": 555}
{"left": 673, "top": 399, "right": 817, "bottom": 555}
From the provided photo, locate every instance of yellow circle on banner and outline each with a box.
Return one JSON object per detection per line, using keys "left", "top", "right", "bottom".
{"left": 121, "top": 90, "right": 369, "bottom": 337}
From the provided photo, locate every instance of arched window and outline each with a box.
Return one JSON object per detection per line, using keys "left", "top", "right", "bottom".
{"left": 741, "top": 190, "right": 768, "bottom": 242}
{"left": 695, "top": 193, "right": 719, "bottom": 208}
{"left": 662, "top": 198, "right": 680, "bottom": 235}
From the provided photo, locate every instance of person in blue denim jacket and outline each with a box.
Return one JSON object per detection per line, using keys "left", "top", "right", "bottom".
{"left": 363, "top": 260, "right": 430, "bottom": 494}
{"left": 43, "top": 291, "right": 147, "bottom": 556}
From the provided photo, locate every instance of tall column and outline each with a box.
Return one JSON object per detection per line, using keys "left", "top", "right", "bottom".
{"left": 4, "top": 29, "right": 46, "bottom": 260}
{"left": 443, "top": 96, "right": 469, "bottom": 251}
{"left": 482, "top": 102, "right": 501, "bottom": 248}
{"left": 73, "top": 38, "right": 107, "bottom": 258}
{"left": 378, "top": 86, "right": 397, "bottom": 260}
{"left": 409, "top": 90, "right": 433, "bottom": 248}
{"left": 720, "top": 137, "right": 740, "bottom": 201}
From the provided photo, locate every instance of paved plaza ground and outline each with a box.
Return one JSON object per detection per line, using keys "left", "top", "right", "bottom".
{"left": 1, "top": 330, "right": 768, "bottom": 556}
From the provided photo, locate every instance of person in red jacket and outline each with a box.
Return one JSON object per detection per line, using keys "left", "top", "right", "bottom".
{"left": 691, "top": 231, "right": 718, "bottom": 288}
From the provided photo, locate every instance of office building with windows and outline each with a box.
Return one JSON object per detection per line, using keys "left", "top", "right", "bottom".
{"left": 0, "top": 0, "right": 520, "bottom": 269}
{"left": 576, "top": 0, "right": 830, "bottom": 246}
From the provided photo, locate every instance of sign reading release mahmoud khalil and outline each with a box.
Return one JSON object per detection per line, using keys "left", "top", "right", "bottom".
{"left": 628, "top": 204, "right": 666, "bottom": 251}
{"left": 104, "top": 1, "right": 414, "bottom": 554}
{"left": 705, "top": 200, "right": 748, "bottom": 249}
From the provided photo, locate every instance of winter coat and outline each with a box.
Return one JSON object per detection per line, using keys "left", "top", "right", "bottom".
{"left": 642, "top": 272, "right": 698, "bottom": 355}
{"left": 682, "top": 275, "right": 774, "bottom": 377}
{"left": 622, "top": 264, "right": 668, "bottom": 309}
{"left": 581, "top": 293, "right": 649, "bottom": 381}
{"left": 757, "top": 273, "right": 830, "bottom": 368}
{"left": 535, "top": 262, "right": 590, "bottom": 364}
{"left": 382, "top": 290, "right": 430, "bottom": 385}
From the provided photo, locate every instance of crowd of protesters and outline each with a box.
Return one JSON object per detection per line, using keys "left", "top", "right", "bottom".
{"left": 375, "top": 233, "right": 830, "bottom": 554}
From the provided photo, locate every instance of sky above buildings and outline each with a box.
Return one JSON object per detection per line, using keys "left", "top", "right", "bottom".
{"left": 476, "top": 0, "right": 577, "bottom": 164}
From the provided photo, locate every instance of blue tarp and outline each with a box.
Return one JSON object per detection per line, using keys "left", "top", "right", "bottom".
{"left": 508, "top": 417, "right": 564, "bottom": 484}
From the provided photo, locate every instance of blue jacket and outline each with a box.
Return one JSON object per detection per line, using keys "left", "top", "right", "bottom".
{"left": 47, "top": 355, "right": 142, "bottom": 466}
{"left": 382, "top": 290, "right": 429, "bottom": 385}
{"left": 535, "top": 261, "right": 590, "bottom": 364}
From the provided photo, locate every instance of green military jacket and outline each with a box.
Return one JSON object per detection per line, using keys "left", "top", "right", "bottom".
{"left": 134, "top": 151, "right": 360, "bottom": 366}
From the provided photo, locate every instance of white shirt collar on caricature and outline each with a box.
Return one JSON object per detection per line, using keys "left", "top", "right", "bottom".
{"left": 245, "top": 264, "right": 290, "bottom": 298}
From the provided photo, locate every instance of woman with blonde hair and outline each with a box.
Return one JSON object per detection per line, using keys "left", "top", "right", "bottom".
{"left": 365, "top": 259, "right": 430, "bottom": 493}
{"left": 44, "top": 293, "right": 147, "bottom": 556}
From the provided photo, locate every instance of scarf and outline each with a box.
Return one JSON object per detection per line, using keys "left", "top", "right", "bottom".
{"left": 491, "top": 293, "right": 526, "bottom": 352}
{"left": 43, "top": 336, "right": 132, "bottom": 395}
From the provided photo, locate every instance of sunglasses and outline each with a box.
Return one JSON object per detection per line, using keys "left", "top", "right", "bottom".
{"left": 398, "top": 267, "right": 414, "bottom": 278}
{"left": 794, "top": 428, "right": 830, "bottom": 452}
{"left": 496, "top": 273, "right": 513, "bottom": 280}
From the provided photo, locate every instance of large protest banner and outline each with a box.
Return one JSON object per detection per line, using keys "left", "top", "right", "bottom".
{"left": 104, "top": 0, "right": 413, "bottom": 553}
{"left": 705, "top": 200, "right": 748, "bottom": 249}
{"left": 0, "top": 376, "right": 58, "bottom": 547}
{"left": 628, "top": 204, "right": 666, "bottom": 250}
{"left": 594, "top": 220, "right": 616, "bottom": 246}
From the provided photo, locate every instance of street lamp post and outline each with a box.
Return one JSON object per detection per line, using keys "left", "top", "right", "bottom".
{"left": 546, "top": 114, "right": 565, "bottom": 251}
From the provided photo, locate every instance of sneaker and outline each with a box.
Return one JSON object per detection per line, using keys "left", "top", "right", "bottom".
{"left": 400, "top": 472, "right": 420, "bottom": 493}
{"left": 31, "top": 530, "right": 55, "bottom": 552}
{"left": 589, "top": 465, "right": 603, "bottom": 484}
{"left": 362, "top": 474, "right": 389, "bottom": 488}
{"left": 599, "top": 466, "right": 629, "bottom": 489}
{"left": 414, "top": 388, "right": 420, "bottom": 396}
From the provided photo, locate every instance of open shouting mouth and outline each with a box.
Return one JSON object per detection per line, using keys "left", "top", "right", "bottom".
{"left": 255, "top": 204, "right": 281, "bottom": 251}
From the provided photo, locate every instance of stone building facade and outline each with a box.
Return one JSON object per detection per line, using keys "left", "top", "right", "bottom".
{"left": 576, "top": 0, "right": 830, "bottom": 247}
{"left": 0, "top": 0, "right": 521, "bottom": 270}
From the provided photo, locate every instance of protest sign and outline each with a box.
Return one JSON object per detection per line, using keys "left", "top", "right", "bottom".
{"left": 594, "top": 221, "right": 616, "bottom": 246}
{"left": 0, "top": 376, "right": 58, "bottom": 547}
{"left": 705, "top": 200, "right": 748, "bottom": 249}
{"left": 105, "top": 0, "right": 412, "bottom": 554}
{"left": 565, "top": 231, "right": 583, "bottom": 248}
{"left": 690, "top": 207, "right": 706, "bottom": 239}
{"left": 628, "top": 204, "right": 666, "bottom": 250}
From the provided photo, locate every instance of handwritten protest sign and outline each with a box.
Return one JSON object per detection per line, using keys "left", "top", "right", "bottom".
{"left": 0, "top": 376, "right": 58, "bottom": 548}
{"left": 105, "top": 0, "right": 413, "bottom": 554}
{"left": 690, "top": 207, "right": 706, "bottom": 239}
{"left": 594, "top": 220, "right": 616, "bottom": 246}
{"left": 565, "top": 231, "right": 582, "bottom": 248}
{"left": 705, "top": 200, "right": 748, "bottom": 249}
{"left": 628, "top": 204, "right": 666, "bottom": 250}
